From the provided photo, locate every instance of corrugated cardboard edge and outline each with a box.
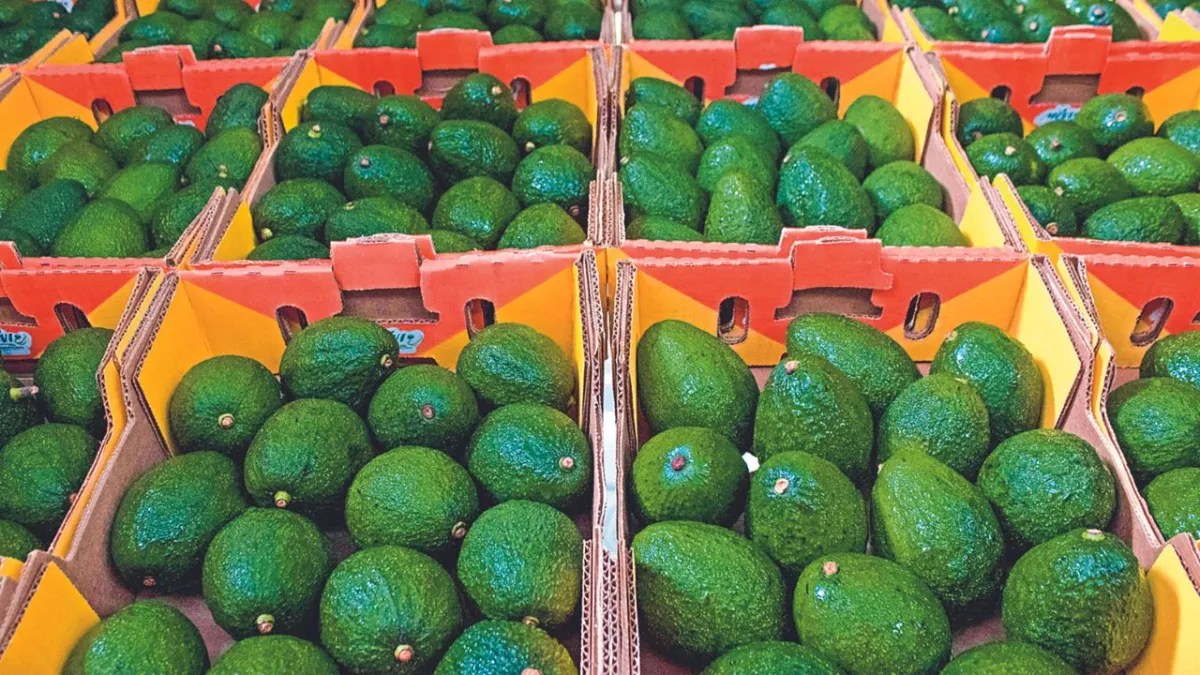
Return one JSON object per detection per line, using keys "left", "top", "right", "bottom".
{"left": 609, "top": 258, "right": 637, "bottom": 675}
{"left": 576, "top": 249, "right": 607, "bottom": 675}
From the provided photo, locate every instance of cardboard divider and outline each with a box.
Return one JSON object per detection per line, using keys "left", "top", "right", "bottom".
{"left": 608, "top": 37, "right": 1015, "bottom": 249}
{"left": 602, "top": 236, "right": 1193, "bottom": 673}
{"left": 191, "top": 41, "right": 611, "bottom": 264}
{"left": 0, "top": 248, "right": 606, "bottom": 673}
{"left": 616, "top": 0, "right": 906, "bottom": 44}
{"left": 1158, "top": 6, "right": 1200, "bottom": 40}
{"left": 896, "top": 0, "right": 1164, "bottom": 49}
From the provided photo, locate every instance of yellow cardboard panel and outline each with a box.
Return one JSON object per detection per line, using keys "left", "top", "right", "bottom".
{"left": 86, "top": 276, "right": 142, "bottom": 330}
{"left": 1159, "top": 12, "right": 1200, "bottom": 41}
{"left": 958, "top": 181, "right": 1006, "bottom": 248}
{"left": 213, "top": 201, "right": 259, "bottom": 261}
{"left": 532, "top": 57, "right": 599, "bottom": 129}
{"left": 0, "top": 80, "right": 42, "bottom": 166}
{"left": 894, "top": 51, "right": 934, "bottom": 162}
{"left": 0, "top": 563, "right": 98, "bottom": 675}
{"left": 280, "top": 59, "right": 343, "bottom": 131}
{"left": 1131, "top": 545, "right": 1200, "bottom": 673}
{"left": 1087, "top": 272, "right": 1149, "bottom": 368}
{"left": 0, "top": 559, "right": 20, "bottom": 580}
{"left": 1008, "top": 263, "right": 1081, "bottom": 428}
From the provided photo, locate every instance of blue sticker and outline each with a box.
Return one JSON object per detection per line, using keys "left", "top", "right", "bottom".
{"left": 1033, "top": 104, "right": 1080, "bottom": 126}
{"left": 389, "top": 328, "right": 424, "bottom": 354}
{"left": 0, "top": 329, "right": 32, "bottom": 357}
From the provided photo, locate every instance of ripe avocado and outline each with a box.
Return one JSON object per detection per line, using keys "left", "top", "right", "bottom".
{"left": 1076, "top": 93, "right": 1154, "bottom": 156}
{"left": 428, "top": 119, "right": 520, "bottom": 184}
{"left": 1002, "top": 529, "right": 1153, "bottom": 672}
{"left": 620, "top": 104, "right": 704, "bottom": 174}
{"left": 704, "top": 170, "right": 783, "bottom": 245}
{"left": 1140, "top": 330, "right": 1200, "bottom": 390}
{"left": 1171, "top": 193, "right": 1200, "bottom": 244}
{"left": 302, "top": 85, "right": 376, "bottom": 139}
{"left": 206, "top": 83, "right": 269, "bottom": 138}
{"left": 458, "top": 500, "right": 582, "bottom": 628}
{"left": 130, "top": 125, "right": 205, "bottom": 169}
{"left": 325, "top": 195, "right": 427, "bottom": 240}
{"left": 697, "top": 135, "right": 777, "bottom": 193}
{"left": 957, "top": 97, "right": 1024, "bottom": 148}
{"left": 544, "top": 4, "right": 602, "bottom": 39}
{"left": 620, "top": 153, "right": 706, "bottom": 229}
{"left": 756, "top": 72, "right": 836, "bottom": 145}
{"left": 877, "top": 204, "right": 968, "bottom": 247}
{"left": 941, "top": 641, "right": 1076, "bottom": 675}
{"left": 0, "top": 372, "right": 39, "bottom": 447}
{"left": 202, "top": 508, "right": 334, "bottom": 638}
{"left": 785, "top": 312, "right": 919, "bottom": 420}
{"left": 777, "top": 145, "right": 875, "bottom": 233}
{"left": 367, "top": 364, "right": 478, "bottom": 451}
{"left": 364, "top": 95, "right": 440, "bottom": 155}
{"left": 819, "top": 5, "right": 875, "bottom": 39}
{"left": 796, "top": 120, "right": 868, "bottom": 181}
{"left": 0, "top": 178, "right": 88, "bottom": 250}
{"left": 0, "top": 423, "right": 96, "bottom": 534}
{"left": 51, "top": 198, "right": 149, "bottom": 258}
{"left": 701, "top": 641, "right": 844, "bottom": 675}
{"left": 63, "top": 601, "right": 208, "bottom": 675}
{"left": 1017, "top": 184, "right": 1079, "bottom": 237}
{"left": 497, "top": 203, "right": 587, "bottom": 249}
{"left": 343, "top": 144, "right": 435, "bottom": 213}
{"left": 930, "top": 321, "right": 1044, "bottom": 444}
{"left": 1047, "top": 156, "right": 1132, "bottom": 219}
{"left": 844, "top": 95, "right": 916, "bottom": 169}
{"left": 511, "top": 144, "right": 592, "bottom": 215}
{"left": 456, "top": 322, "right": 575, "bottom": 410}
{"left": 37, "top": 143, "right": 118, "bottom": 197}
{"left": 696, "top": 99, "right": 782, "bottom": 163}
{"left": 914, "top": 6, "right": 970, "bottom": 40}
{"left": 1025, "top": 120, "right": 1098, "bottom": 170}
{"left": 34, "top": 327, "right": 114, "bottom": 435}
{"left": 278, "top": 316, "right": 398, "bottom": 411}
{"left": 97, "top": 161, "right": 181, "bottom": 223}
{"left": 431, "top": 176, "right": 520, "bottom": 248}
{"left": 1108, "top": 376, "right": 1200, "bottom": 482}
{"left": 122, "top": 11, "right": 188, "bottom": 44}
{"left": 1144, "top": 467, "right": 1200, "bottom": 540}
{"left": 0, "top": 518, "right": 38, "bottom": 560}
{"left": 966, "top": 132, "right": 1045, "bottom": 186}
{"left": 441, "top": 73, "right": 518, "bottom": 132}
{"left": 1158, "top": 109, "right": 1200, "bottom": 157}
{"left": 247, "top": 235, "right": 329, "bottom": 260}
{"left": 626, "top": 215, "right": 704, "bottom": 242}
{"left": 862, "top": 160, "right": 944, "bottom": 221}
{"left": 7, "top": 117, "right": 94, "bottom": 184}
{"left": 110, "top": 451, "right": 248, "bottom": 591}
{"left": 633, "top": 8, "right": 693, "bottom": 38}
{"left": 1084, "top": 196, "right": 1185, "bottom": 243}
{"left": 1107, "top": 137, "right": 1200, "bottom": 197}
{"left": 185, "top": 127, "right": 262, "bottom": 189}
{"left": 320, "top": 545, "right": 463, "bottom": 673}
{"left": 878, "top": 373, "right": 991, "bottom": 478}
{"left": 208, "top": 30, "right": 273, "bottom": 58}
{"left": 492, "top": 23, "right": 544, "bottom": 42}
{"left": 636, "top": 319, "right": 758, "bottom": 450}
{"left": 488, "top": 0, "right": 544, "bottom": 27}
{"left": 0, "top": 172, "right": 27, "bottom": 222}
{"left": 746, "top": 450, "right": 866, "bottom": 576}
{"left": 152, "top": 182, "right": 219, "bottom": 249}
{"left": 95, "top": 106, "right": 174, "bottom": 166}
{"left": 626, "top": 77, "right": 700, "bottom": 126}
{"left": 793, "top": 553, "right": 952, "bottom": 674}
{"left": 633, "top": 520, "right": 786, "bottom": 661}
{"left": 512, "top": 99, "right": 592, "bottom": 156}
{"left": 252, "top": 178, "right": 345, "bottom": 241}
{"left": 275, "top": 121, "right": 363, "bottom": 186}
{"left": 435, "top": 620, "right": 578, "bottom": 675}
{"left": 429, "top": 230, "right": 482, "bottom": 252}
{"left": 209, "top": 636, "right": 338, "bottom": 675}
{"left": 345, "top": 446, "right": 479, "bottom": 552}
{"left": 631, "top": 426, "right": 748, "bottom": 526}
{"left": 979, "top": 429, "right": 1116, "bottom": 550}
{"left": 168, "top": 355, "right": 283, "bottom": 457}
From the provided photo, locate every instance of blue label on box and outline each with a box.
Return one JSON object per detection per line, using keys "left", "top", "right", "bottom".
{"left": 0, "top": 329, "right": 32, "bottom": 357}
{"left": 1034, "top": 104, "right": 1080, "bottom": 126}
{"left": 389, "top": 328, "right": 424, "bottom": 355}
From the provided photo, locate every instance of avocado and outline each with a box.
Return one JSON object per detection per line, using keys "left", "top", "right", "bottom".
{"left": 367, "top": 364, "right": 478, "bottom": 451}
{"left": 1141, "top": 330, "right": 1200, "bottom": 390}
{"left": 1084, "top": 196, "right": 1185, "bottom": 243}
{"left": 637, "top": 319, "right": 758, "bottom": 450}
{"left": 633, "top": 520, "right": 785, "bottom": 661}
{"left": 302, "top": 86, "right": 376, "bottom": 138}
{"left": 1021, "top": 3, "right": 1075, "bottom": 40}
{"left": 746, "top": 450, "right": 865, "bottom": 577}
{"left": 957, "top": 97, "right": 1024, "bottom": 148}
{"left": 626, "top": 215, "right": 704, "bottom": 241}
{"left": 1107, "top": 137, "right": 1200, "bottom": 197}
{"left": 342, "top": 145, "right": 435, "bottom": 214}
{"left": 844, "top": 95, "right": 916, "bottom": 169}
{"left": 34, "top": 327, "right": 114, "bottom": 435}
{"left": 631, "top": 426, "right": 747, "bottom": 526}
{"left": 796, "top": 121, "right": 868, "bottom": 181}
{"left": 762, "top": 2, "right": 824, "bottom": 36}
{"left": 794, "top": 553, "right": 952, "bottom": 674}
{"left": 181, "top": 19, "right": 221, "bottom": 56}
{"left": 206, "top": 83, "right": 269, "bottom": 138}
{"left": 620, "top": 153, "right": 706, "bottom": 229}
{"left": 456, "top": 322, "right": 575, "bottom": 410}
{"left": 37, "top": 143, "right": 118, "bottom": 197}
{"left": 466, "top": 402, "right": 590, "bottom": 510}
{"left": 458, "top": 500, "right": 582, "bottom": 628}
{"left": 704, "top": 170, "right": 783, "bottom": 245}
{"left": 1083, "top": 2, "right": 1140, "bottom": 40}
{"left": 1017, "top": 184, "right": 1079, "bottom": 237}
{"left": 0, "top": 172, "right": 27, "bottom": 222}
{"left": 121, "top": 11, "right": 188, "bottom": 44}
{"left": 1158, "top": 109, "right": 1200, "bottom": 157}
{"left": 0, "top": 178, "right": 88, "bottom": 250}
{"left": 757, "top": 72, "right": 836, "bottom": 145}
{"left": 162, "top": 0, "right": 207, "bottom": 19}
{"left": 0, "top": 372, "right": 38, "bottom": 447}
{"left": 493, "top": 23, "right": 543, "bottom": 42}
{"left": 429, "top": 229, "right": 483, "bottom": 252}
{"left": 7, "top": 117, "right": 94, "bottom": 184}
{"left": 95, "top": 106, "right": 174, "bottom": 166}
{"left": 966, "top": 133, "right": 1045, "bottom": 186}
{"left": 1025, "top": 120, "right": 1098, "bottom": 170}
{"left": 941, "top": 641, "right": 1076, "bottom": 675}
{"left": 819, "top": 5, "right": 875, "bottom": 39}
{"left": 429, "top": 120, "right": 520, "bottom": 184}
{"left": 777, "top": 145, "right": 876, "bottom": 232}
{"left": 430, "top": 176, "right": 519, "bottom": 248}
{"left": 0, "top": 226, "right": 43, "bottom": 257}
{"left": 1076, "top": 93, "right": 1153, "bottom": 156}
{"left": 374, "top": 0, "right": 427, "bottom": 30}
{"left": 0, "top": 518, "right": 38, "bottom": 560}
{"left": 278, "top": 316, "right": 398, "bottom": 411}
{"left": 1046, "top": 156, "right": 1132, "bottom": 220}
{"left": 620, "top": 104, "right": 704, "bottom": 174}
{"left": 51, "top": 198, "right": 149, "bottom": 258}
{"left": 951, "top": 0, "right": 1010, "bottom": 29}
{"left": 152, "top": 182, "right": 218, "bottom": 249}
{"left": 862, "top": 160, "right": 944, "bottom": 221}
{"left": 1108, "top": 377, "right": 1200, "bottom": 482}
{"left": 916, "top": 4, "right": 971, "bottom": 38}
{"left": 1144, "top": 467, "right": 1200, "bottom": 539}
{"left": 243, "top": 11, "right": 295, "bottom": 49}
{"left": 497, "top": 203, "right": 587, "bottom": 249}
{"left": 978, "top": 429, "right": 1116, "bottom": 550}
{"left": 354, "top": 23, "right": 417, "bottom": 47}
{"left": 544, "top": 3, "right": 602, "bottom": 37}
{"left": 878, "top": 373, "right": 991, "bottom": 478}
{"left": 421, "top": 10, "right": 490, "bottom": 30}
{"left": 110, "top": 451, "right": 248, "bottom": 591}
{"left": 202, "top": 508, "right": 334, "bottom": 637}
{"left": 696, "top": 99, "right": 782, "bottom": 163}
{"left": 701, "top": 641, "right": 844, "bottom": 675}
{"left": 511, "top": 144, "right": 593, "bottom": 216}
{"left": 247, "top": 235, "right": 329, "bottom": 260}
{"left": 696, "top": 135, "right": 777, "bottom": 195}
{"left": 185, "top": 127, "right": 262, "bottom": 189}
{"left": 625, "top": 77, "right": 700, "bottom": 126}
{"left": 363, "top": 95, "right": 440, "bottom": 156}
{"left": 275, "top": 121, "right": 363, "bottom": 187}
{"left": 168, "top": 355, "right": 283, "bottom": 457}
{"left": 253, "top": 178, "right": 345, "bottom": 241}
{"left": 208, "top": 30, "right": 273, "bottom": 58}
{"left": 63, "top": 601, "right": 208, "bottom": 675}
{"left": 129, "top": 125, "right": 205, "bottom": 170}
{"left": 435, "top": 620, "right": 578, "bottom": 675}
{"left": 1003, "top": 529, "right": 1153, "bottom": 672}
{"left": 633, "top": 8, "right": 693, "bottom": 37}
{"left": 209, "top": 636, "right": 338, "bottom": 675}
{"left": 930, "top": 322, "right": 1044, "bottom": 444}
{"left": 877, "top": 204, "right": 968, "bottom": 247}
{"left": 1172, "top": 193, "right": 1200, "bottom": 244}
{"left": 682, "top": 0, "right": 751, "bottom": 33}
{"left": 97, "top": 162, "right": 181, "bottom": 223}
{"left": 0, "top": 423, "right": 96, "bottom": 534}
{"left": 511, "top": 99, "right": 592, "bottom": 156}
{"left": 319, "top": 545, "right": 463, "bottom": 672}
{"left": 243, "top": 398, "right": 374, "bottom": 513}
{"left": 208, "top": 0, "right": 254, "bottom": 27}
{"left": 441, "top": 73, "right": 518, "bottom": 132}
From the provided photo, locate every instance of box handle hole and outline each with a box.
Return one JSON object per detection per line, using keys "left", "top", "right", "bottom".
{"left": 903, "top": 292, "right": 941, "bottom": 340}
{"left": 1130, "top": 297, "right": 1172, "bottom": 346}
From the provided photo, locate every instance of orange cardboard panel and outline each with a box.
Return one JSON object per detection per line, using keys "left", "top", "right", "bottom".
{"left": 0, "top": 249, "right": 606, "bottom": 673}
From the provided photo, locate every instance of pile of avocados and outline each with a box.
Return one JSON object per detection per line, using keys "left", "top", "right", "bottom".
{"left": 247, "top": 74, "right": 593, "bottom": 260}
{"left": 354, "top": 0, "right": 604, "bottom": 47}
{"left": 1110, "top": 329, "right": 1200, "bottom": 542}
{"left": 0, "top": 0, "right": 113, "bottom": 64}
{"left": 0, "top": 328, "right": 114, "bottom": 561}
{"left": 960, "top": 93, "right": 1200, "bottom": 244}
{"left": 104, "top": 0, "right": 351, "bottom": 63}
{"left": 69, "top": 316, "right": 588, "bottom": 673}
{"left": 619, "top": 74, "right": 968, "bottom": 247}
{"left": 632, "top": 313, "right": 1154, "bottom": 673}
{"left": 0, "top": 83, "right": 269, "bottom": 258}
{"left": 905, "top": 0, "right": 1141, "bottom": 43}
{"left": 631, "top": 0, "right": 877, "bottom": 41}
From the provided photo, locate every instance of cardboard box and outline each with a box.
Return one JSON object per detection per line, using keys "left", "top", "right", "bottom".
{"left": 192, "top": 40, "right": 611, "bottom": 263}
{"left": 606, "top": 235, "right": 1199, "bottom": 672}
{"left": 895, "top": 0, "right": 1163, "bottom": 48}
{"left": 1157, "top": 6, "right": 1200, "bottom": 40}
{"left": 0, "top": 244, "right": 606, "bottom": 674}
{"left": 931, "top": 30, "right": 1200, "bottom": 266}
{"left": 609, "top": 36, "right": 1014, "bottom": 249}
{"left": 614, "top": 0, "right": 906, "bottom": 44}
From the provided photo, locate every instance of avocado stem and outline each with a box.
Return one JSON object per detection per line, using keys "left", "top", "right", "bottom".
{"left": 451, "top": 522, "right": 468, "bottom": 539}
{"left": 260, "top": 228, "right": 274, "bottom": 240}
{"left": 783, "top": 360, "right": 799, "bottom": 374}
{"left": 670, "top": 455, "right": 687, "bottom": 471}
{"left": 521, "top": 616, "right": 540, "bottom": 628}
{"left": 359, "top": 157, "right": 371, "bottom": 168}
{"left": 378, "top": 114, "right": 391, "bottom": 126}
{"left": 8, "top": 386, "right": 36, "bottom": 401}
{"left": 142, "top": 576, "right": 156, "bottom": 588}
{"left": 773, "top": 478, "right": 789, "bottom": 494}
{"left": 256, "top": 614, "right": 275, "bottom": 634}
{"left": 421, "top": 404, "right": 436, "bottom": 420}
{"left": 521, "top": 669, "right": 543, "bottom": 675}
{"left": 394, "top": 645, "right": 415, "bottom": 663}
{"left": 308, "top": 124, "right": 323, "bottom": 139}
{"left": 380, "top": 354, "right": 395, "bottom": 369}
{"left": 218, "top": 413, "right": 235, "bottom": 429}
{"left": 822, "top": 561, "right": 839, "bottom": 576}
{"left": 559, "top": 456, "right": 575, "bottom": 471}
{"left": 1083, "top": 529, "right": 1105, "bottom": 541}
{"left": 273, "top": 491, "right": 291, "bottom": 509}
{"left": 1003, "top": 145, "right": 1017, "bottom": 157}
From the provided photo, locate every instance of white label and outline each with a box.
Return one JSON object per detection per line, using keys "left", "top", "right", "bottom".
{"left": 389, "top": 328, "right": 424, "bottom": 354}
{"left": 0, "top": 329, "right": 33, "bottom": 357}
{"left": 1033, "top": 104, "right": 1080, "bottom": 126}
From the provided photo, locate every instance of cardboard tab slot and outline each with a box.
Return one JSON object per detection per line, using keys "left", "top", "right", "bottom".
{"left": 773, "top": 287, "right": 884, "bottom": 321}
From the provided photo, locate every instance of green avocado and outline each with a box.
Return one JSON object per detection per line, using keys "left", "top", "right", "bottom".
{"left": 696, "top": 99, "right": 781, "bottom": 164}
{"left": 777, "top": 145, "right": 875, "bottom": 233}
{"left": 431, "top": 176, "right": 520, "bottom": 248}
{"left": 440, "top": 73, "right": 518, "bottom": 131}
{"left": 957, "top": 97, "right": 1024, "bottom": 148}
{"left": 343, "top": 144, "right": 435, "bottom": 213}
{"left": 1144, "top": 467, "right": 1200, "bottom": 540}
{"left": 366, "top": 364, "right": 478, "bottom": 452}
{"left": 95, "top": 106, "right": 174, "bottom": 166}
{"left": 0, "top": 424, "right": 96, "bottom": 536}
{"left": 364, "top": 95, "right": 440, "bottom": 155}
{"left": 209, "top": 636, "right": 338, "bottom": 675}
{"left": 0, "top": 518, "right": 39, "bottom": 560}
{"left": 843, "top": 95, "right": 916, "bottom": 169}
{"left": 7, "top": 117, "right": 94, "bottom": 185}
{"left": 498, "top": 203, "right": 587, "bottom": 249}
{"left": 274, "top": 121, "right": 363, "bottom": 187}
{"left": 619, "top": 103, "right": 703, "bottom": 174}
{"left": 701, "top": 641, "right": 845, "bottom": 675}
{"left": 512, "top": 98, "right": 592, "bottom": 156}
{"left": 941, "top": 641, "right": 1076, "bottom": 675}
{"left": 34, "top": 327, "right": 114, "bottom": 436}
{"left": 1084, "top": 196, "right": 1186, "bottom": 244}
{"left": 168, "top": 355, "right": 283, "bottom": 457}
{"left": 878, "top": 373, "right": 991, "bottom": 478}
{"left": 1025, "top": 120, "right": 1098, "bottom": 170}
{"left": 511, "top": 144, "right": 593, "bottom": 215}
{"left": 456, "top": 322, "right": 575, "bottom": 411}
{"left": 631, "top": 426, "right": 748, "bottom": 526}
{"left": 1108, "top": 376, "right": 1200, "bottom": 482}
{"left": 434, "top": 620, "right": 578, "bottom": 675}
{"left": 796, "top": 120, "right": 868, "bottom": 181}
{"left": 278, "top": 315, "right": 398, "bottom": 412}
{"left": 252, "top": 178, "right": 345, "bottom": 241}
{"left": 620, "top": 153, "right": 706, "bottom": 230}
{"left": 63, "top": 601, "right": 208, "bottom": 675}
{"left": 625, "top": 77, "right": 700, "bottom": 126}
{"left": 205, "top": 83, "right": 269, "bottom": 138}
{"left": 756, "top": 72, "right": 836, "bottom": 145}
{"left": 1141, "top": 330, "right": 1200, "bottom": 391}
